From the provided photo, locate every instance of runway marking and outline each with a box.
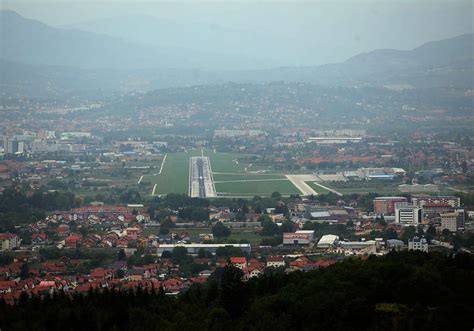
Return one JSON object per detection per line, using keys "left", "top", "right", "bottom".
{"left": 158, "top": 154, "right": 167, "bottom": 174}
{"left": 311, "top": 181, "right": 343, "bottom": 196}
{"left": 151, "top": 184, "right": 157, "bottom": 196}
{"left": 137, "top": 175, "right": 144, "bottom": 184}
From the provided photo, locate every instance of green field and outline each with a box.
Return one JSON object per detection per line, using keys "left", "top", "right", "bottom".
{"left": 305, "top": 181, "right": 332, "bottom": 194}
{"left": 205, "top": 150, "right": 299, "bottom": 196}
{"left": 142, "top": 149, "right": 301, "bottom": 197}
{"left": 142, "top": 151, "right": 201, "bottom": 195}
{"left": 215, "top": 180, "right": 300, "bottom": 196}
{"left": 214, "top": 173, "right": 285, "bottom": 181}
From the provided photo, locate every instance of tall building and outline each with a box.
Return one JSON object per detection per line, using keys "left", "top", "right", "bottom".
{"left": 440, "top": 211, "right": 465, "bottom": 232}
{"left": 2, "top": 135, "right": 31, "bottom": 154}
{"left": 374, "top": 197, "right": 408, "bottom": 215}
{"left": 395, "top": 205, "right": 423, "bottom": 226}
{"left": 0, "top": 233, "right": 20, "bottom": 251}
{"left": 412, "top": 195, "right": 461, "bottom": 208}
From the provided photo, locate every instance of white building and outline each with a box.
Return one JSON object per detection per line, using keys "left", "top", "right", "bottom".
{"left": 0, "top": 233, "right": 20, "bottom": 252}
{"left": 408, "top": 237, "right": 428, "bottom": 252}
{"left": 266, "top": 256, "right": 285, "bottom": 268}
{"left": 395, "top": 205, "right": 423, "bottom": 226}
{"left": 317, "top": 234, "right": 339, "bottom": 248}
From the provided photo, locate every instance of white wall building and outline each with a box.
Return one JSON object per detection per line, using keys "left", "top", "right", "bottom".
{"left": 408, "top": 237, "right": 428, "bottom": 252}
{"left": 395, "top": 206, "right": 423, "bottom": 226}
{"left": 0, "top": 233, "right": 20, "bottom": 252}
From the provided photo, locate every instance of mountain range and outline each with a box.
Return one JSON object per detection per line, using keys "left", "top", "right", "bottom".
{"left": 1, "top": 10, "right": 473, "bottom": 98}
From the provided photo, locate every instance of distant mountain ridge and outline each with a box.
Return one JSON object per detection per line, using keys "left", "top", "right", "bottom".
{"left": 1, "top": 10, "right": 473, "bottom": 97}
{"left": 0, "top": 10, "right": 266, "bottom": 70}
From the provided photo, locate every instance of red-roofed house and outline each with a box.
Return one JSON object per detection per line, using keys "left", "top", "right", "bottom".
{"left": 65, "top": 235, "right": 82, "bottom": 248}
{"left": 229, "top": 257, "right": 247, "bottom": 269}
{"left": 31, "top": 233, "right": 48, "bottom": 246}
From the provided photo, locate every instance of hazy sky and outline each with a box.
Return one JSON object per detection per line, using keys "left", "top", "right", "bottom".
{"left": 2, "top": 0, "right": 473, "bottom": 66}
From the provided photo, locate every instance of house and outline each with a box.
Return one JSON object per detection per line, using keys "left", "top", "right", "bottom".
{"left": 244, "top": 267, "right": 263, "bottom": 280}
{"left": 82, "top": 235, "right": 101, "bottom": 248}
{"left": 126, "top": 228, "right": 140, "bottom": 240}
{"left": 229, "top": 257, "right": 247, "bottom": 269}
{"left": 128, "top": 268, "right": 145, "bottom": 281}
{"left": 290, "top": 256, "right": 310, "bottom": 268}
{"left": 90, "top": 268, "right": 114, "bottom": 281}
{"left": 162, "top": 278, "right": 185, "bottom": 292}
{"left": 41, "top": 262, "right": 67, "bottom": 274}
{"left": 199, "top": 233, "right": 214, "bottom": 242}
{"left": 57, "top": 224, "right": 70, "bottom": 236}
{"left": 31, "top": 233, "right": 48, "bottom": 246}
{"left": 116, "top": 238, "right": 129, "bottom": 249}
{"left": 65, "top": 235, "right": 82, "bottom": 248}
{"left": 266, "top": 256, "right": 285, "bottom": 268}
{"left": 0, "top": 280, "right": 17, "bottom": 294}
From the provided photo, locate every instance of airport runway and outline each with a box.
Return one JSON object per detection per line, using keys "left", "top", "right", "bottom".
{"left": 190, "top": 156, "right": 216, "bottom": 198}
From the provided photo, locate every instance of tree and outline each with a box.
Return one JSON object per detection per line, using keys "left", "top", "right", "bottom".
{"left": 260, "top": 219, "right": 279, "bottom": 236}
{"left": 385, "top": 228, "right": 399, "bottom": 240}
{"left": 401, "top": 226, "right": 416, "bottom": 243}
{"left": 271, "top": 192, "right": 281, "bottom": 199}
{"left": 219, "top": 265, "right": 246, "bottom": 318}
{"left": 212, "top": 222, "right": 231, "bottom": 238}
{"left": 116, "top": 269, "right": 125, "bottom": 279}
{"left": 426, "top": 226, "right": 437, "bottom": 240}
{"left": 117, "top": 249, "right": 126, "bottom": 261}
{"left": 197, "top": 248, "right": 207, "bottom": 258}
{"left": 172, "top": 246, "right": 190, "bottom": 265}
{"left": 280, "top": 221, "right": 294, "bottom": 233}
{"left": 20, "top": 263, "right": 29, "bottom": 280}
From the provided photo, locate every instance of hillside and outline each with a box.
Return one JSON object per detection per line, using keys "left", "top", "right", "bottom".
{"left": 0, "top": 252, "right": 472, "bottom": 330}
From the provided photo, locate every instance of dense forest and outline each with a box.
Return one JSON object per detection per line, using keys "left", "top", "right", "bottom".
{"left": 0, "top": 251, "right": 472, "bottom": 330}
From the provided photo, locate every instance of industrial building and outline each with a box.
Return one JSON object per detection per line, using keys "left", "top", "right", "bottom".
{"left": 283, "top": 230, "right": 315, "bottom": 245}
{"left": 317, "top": 234, "right": 339, "bottom": 248}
